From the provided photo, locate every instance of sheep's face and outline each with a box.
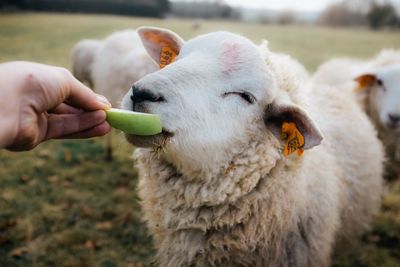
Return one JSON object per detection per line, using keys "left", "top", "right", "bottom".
{"left": 356, "top": 64, "right": 400, "bottom": 130}
{"left": 122, "top": 27, "right": 323, "bottom": 174}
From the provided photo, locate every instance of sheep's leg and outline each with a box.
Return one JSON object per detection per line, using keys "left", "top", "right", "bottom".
{"left": 384, "top": 162, "right": 399, "bottom": 182}
{"left": 106, "top": 131, "right": 113, "bottom": 161}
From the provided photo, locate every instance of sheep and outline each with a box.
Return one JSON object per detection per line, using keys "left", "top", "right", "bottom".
{"left": 70, "top": 39, "right": 102, "bottom": 88}
{"left": 73, "top": 30, "right": 158, "bottom": 160}
{"left": 313, "top": 50, "right": 400, "bottom": 88}
{"left": 120, "top": 27, "right": 384, "bottom": 267}
{"left": 91, "top": 30, "right": 158, "bottom": 107}
{"left": 313, "top": 50, "right": 400, "bottom": 181}
{"left": 92, "top": 30, "right": 158, "bottom": 160}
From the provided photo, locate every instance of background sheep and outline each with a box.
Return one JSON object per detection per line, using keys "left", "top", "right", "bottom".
{"left": 72, "top": 30, "right": 158, "bottom": 159}
{"left": 313, "top": 50, "right": 400, "bottom": 181}
{"left": 120, "top": 27, "right": 384, "bottom": 267}
{"left": 91, "top": 30, "right": 158, "bottom": 107}
{"left": 71, "top": 39, "right": 102, "bottom": 88}
{"left": 312, "top": 49, "right": 400, "bottom": 87}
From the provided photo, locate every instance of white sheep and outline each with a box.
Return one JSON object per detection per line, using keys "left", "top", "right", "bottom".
{"left": 91, "top": 30, "right": 158, "bottom": 107}
{"left": 73, "top": 30, "right": 158, "bottom": 159}
{"left": 71, "top": 39, "right": 102, "bottom": 88}
{"left": 313, "top": 50, "right": 400, "bottom": 87}
{"left": 313, "top": 50, "right": 400, "bottom": 180}
{"left": 121, "top": 27, "right": 384, "bottom": 267}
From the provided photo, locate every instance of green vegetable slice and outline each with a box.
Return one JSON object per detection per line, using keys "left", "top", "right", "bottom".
{"left": 105, "top": 108, "right": 162, "bottom": 136}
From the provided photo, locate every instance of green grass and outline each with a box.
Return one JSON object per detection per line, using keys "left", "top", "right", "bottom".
{"left": 0, "top": 138, "right": 154, "bottom": 267}
{"left": 0, "top": 12, "right": 399, "bottom": 267}
{"left": 1, "top": 13, "right": 400, "bottom": 69}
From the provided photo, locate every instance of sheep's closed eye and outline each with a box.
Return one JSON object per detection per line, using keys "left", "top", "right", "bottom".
{"left": 376, "top": 78, "right": 387, "bottom": 92}
{"left": 223, "top": 91, "right": 256, "bottom": 104}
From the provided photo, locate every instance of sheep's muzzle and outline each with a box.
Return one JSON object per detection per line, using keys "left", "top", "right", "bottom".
{"left": 125, "top": 130, "right": 173, "bottom": 148}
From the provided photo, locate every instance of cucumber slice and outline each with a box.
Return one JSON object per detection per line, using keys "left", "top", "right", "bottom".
{"left": 106, "top": 108, "right": 162, "bottom": 136}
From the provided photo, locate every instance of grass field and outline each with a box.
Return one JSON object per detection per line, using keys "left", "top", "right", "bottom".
{"left": 0, "top": 12, "right": 399, "bottom": 267}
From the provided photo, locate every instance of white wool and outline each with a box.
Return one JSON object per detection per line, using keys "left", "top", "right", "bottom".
{"left": 71, "top": 30, "right": 158, "bottom": 159}
{"left": 313, "top": 49, "right": 400, "bottom": 86}
{"left": 91, "top": 30, "right": 158, "bottom": 107}
{"left": 121, "top": 28, "right": 384, "bottom": 267}
{"left": 312, "top": 58, "right": 366, "bottom": 86}
{"left": 372, "top": 49, "right": 400, "bottom": 68}
{"left": 313, "top": 50, "right": 400, "bottom": 180}
{"left": 70, "top": 39, "right": 102, "bottom": 87}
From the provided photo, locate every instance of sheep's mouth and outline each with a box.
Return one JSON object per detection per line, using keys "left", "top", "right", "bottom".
{"left": 125, "top": 129, "right": 174, "bottom": 148}
{"left": 387, "top": 124, "right": 398, "bottom": 130}
{"left": 125, "top": 106, "right": 173, "bottom": 147}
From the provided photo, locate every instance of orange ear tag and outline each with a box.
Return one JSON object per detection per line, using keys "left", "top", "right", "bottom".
{"left": 281, "top": 122, "right": 305, "bottom": 157}
{"left": 355, "top": 74, "right": 375, "bottom": 91}
{"left": 159, "top": 47, "right": 177, "bottom": 69}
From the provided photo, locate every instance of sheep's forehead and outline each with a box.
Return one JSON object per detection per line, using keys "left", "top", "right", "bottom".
{"left": 180, "top": 32, "right": 262, "bottom": 65}
{"left": 143, "top": 32, "right": 275, "bottom": 102}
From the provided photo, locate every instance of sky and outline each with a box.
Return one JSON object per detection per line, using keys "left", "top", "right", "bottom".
{"left": 224, "top": 0, "right": 341, "bottom": 12}
{"left": 171, "top": 0, "right": 400, "bottom": 12}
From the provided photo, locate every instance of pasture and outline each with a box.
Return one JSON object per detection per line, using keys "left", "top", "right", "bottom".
{"left": 0, "top": 12, "right": 399, "bottom": 267}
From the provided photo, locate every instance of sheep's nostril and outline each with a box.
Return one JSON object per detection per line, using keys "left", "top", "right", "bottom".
{"left": 388, "top": 114, "right": 400, "bottom": 125}
{"left": 130, "top": 88, "right": 165, "bottom": 104}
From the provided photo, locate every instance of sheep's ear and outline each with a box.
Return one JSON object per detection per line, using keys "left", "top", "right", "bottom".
{"left": 264, "top": 100, "right": 323, "bottom": 156}
{"left": 137, "top": 26, "right": 184, "bottom": 69}
{"left": 354, "top": 74, "right": 376, "bottom": 91}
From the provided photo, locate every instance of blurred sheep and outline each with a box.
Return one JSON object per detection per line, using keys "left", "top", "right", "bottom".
{"left": 71, "top": 39, "right": 102, "bottom": 88}
{"left": 71, "top": 30, "right": 158, "bottom": 160}
{"left": 313, "top": 50, "right": 400, "bottom": 181}
{"left": 91, "top": 30, "right": 158, "bottom": 107}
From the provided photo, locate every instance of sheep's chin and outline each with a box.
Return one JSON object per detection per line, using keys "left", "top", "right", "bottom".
{"left": 385, "top": 122, "right": 400, "bottom": 132}
{"left": 124, "top": 132, "right": 171, "bottom": 148}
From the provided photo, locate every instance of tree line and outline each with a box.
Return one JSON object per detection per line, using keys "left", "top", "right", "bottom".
{"left": 1, "top": 0, "right": 399, "bottom": 30}
{"left": 0, "top": 0, "right": 170, "bottom": 17}
{"left": 319, "top": 0, "right": 400, "bottom": 29}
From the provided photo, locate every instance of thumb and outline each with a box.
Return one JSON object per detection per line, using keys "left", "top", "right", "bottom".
{"left": 65, "top": 72, "right": 111, "bottom": 111}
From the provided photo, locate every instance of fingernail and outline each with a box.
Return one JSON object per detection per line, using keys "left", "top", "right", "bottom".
{"left": 96, "top": 94, "right": 111, "bottom": 108}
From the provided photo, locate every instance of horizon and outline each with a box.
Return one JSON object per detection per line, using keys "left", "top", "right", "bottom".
{"left": 224, "top": 0, "right": 340, "bottom": 12}
{"left": 170, "top": 0, "right": 400, "bottom": 13}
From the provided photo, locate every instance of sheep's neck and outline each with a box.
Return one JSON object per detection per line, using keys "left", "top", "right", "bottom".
{"left": 135, "top": 140, "right": 309, "bottom": 267}
{"left": 134, "top": 139, "right": 294, "bottom": 232}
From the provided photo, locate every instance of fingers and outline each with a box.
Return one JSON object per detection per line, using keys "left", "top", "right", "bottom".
{"left": 63, "top": 70, "right": 112, "bottom": 111}
{"left": 20, "top": 63, "right": 111, "bottom": 112}
{"left": 49, "top": 103, "right": 83, "bottom": 114}
{"left": 59, "top": 122, "right": 111, "bottom": 139}
{"left": 1, "top": 62, "right": 113, "bottom": 150}
{"left": 45, "top": 110, "right": 110, "bottom": 140}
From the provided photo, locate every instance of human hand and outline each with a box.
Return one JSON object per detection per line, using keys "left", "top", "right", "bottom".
{"left": 0, "top": 61, "right": 112, "bottom": 151}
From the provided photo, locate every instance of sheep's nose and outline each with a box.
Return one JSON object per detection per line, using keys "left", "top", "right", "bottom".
{"left": 388, "top": 113, "right": 400, "bottom": 126}
{"left": 130, "top": 86, "right": 165, "bottom": 104}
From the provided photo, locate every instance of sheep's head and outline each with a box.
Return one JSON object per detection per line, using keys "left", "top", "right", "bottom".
{"left": 355, "top": 64, "right": 400, "bottom": 131}
{"left": 121, "top": 27, "right": 322, "bottom": 174}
